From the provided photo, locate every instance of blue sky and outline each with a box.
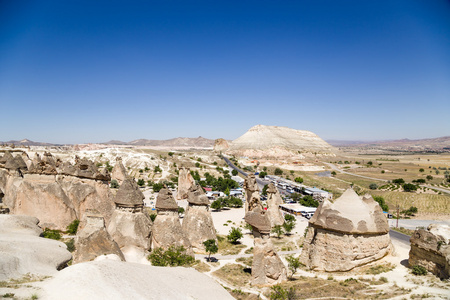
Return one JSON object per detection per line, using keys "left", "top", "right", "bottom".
{"left": 1, "top": 0, "right": 449, "bottom": 144}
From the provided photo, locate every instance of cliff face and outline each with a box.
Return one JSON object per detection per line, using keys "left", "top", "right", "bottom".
{"left": 227, "top": 125, "right": 335, "bottom": 158}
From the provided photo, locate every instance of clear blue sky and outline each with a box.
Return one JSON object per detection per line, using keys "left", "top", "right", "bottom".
{"left": 1, "top": 0, "right": 449, "bottom": 144}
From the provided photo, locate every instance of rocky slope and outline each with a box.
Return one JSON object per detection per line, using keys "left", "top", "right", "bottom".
{"left": 227, "top": 125, "right": 335, "bottom": 158}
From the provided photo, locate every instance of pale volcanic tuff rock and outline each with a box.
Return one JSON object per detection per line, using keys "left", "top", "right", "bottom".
{"left": 244, "top": 174, "right": 262, "bottom": 213}
{"left": 227, "top": 125, "right": 335, "bottom": 158}
{"left": 213, "top": 138, "right": 230, "bottom": 152}
{"left": 0, "top": 215, "right": 72, "bottom": 281}
{"left": 181, "top": 184, "right": 217, "bottom": 252}
{"left": 107, "top": 178, "right": 152, "bottom": 259}
{"left": 266, "top": 183, "right": 284, "bottom": 227}
{"left": 244, "top": 206, "right": 287, "bottom": 285}
{"left": 41, "top": 260, "right": 234, "bottom": 300}
{"left": 73, "top": 209, "right": 124, "bottom": 264}
{"left": 111, "top": 156, "right": 128, "bottom": 185}
{"left": 409, "top": 224, "right": 450, "bottom": 279}
{"left": 300, "top": 189, "right": 393, "bottom": 272}
{"left": 152, "top": 188, "right": 193, "bottom": 255}
{"left": 176, "top": 167, "right": 195, "bottom": 200}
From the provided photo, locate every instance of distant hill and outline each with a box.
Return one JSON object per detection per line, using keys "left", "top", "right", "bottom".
{"left": 0, "top": 139, "right": 60, "bottom": 147}
{"left": 330, "top": 136, "right": 450, "bottom": 152}
{"left": 103, "top": 136, "right": 215, "bottom": 149}
{"left": 227, "top": 125, "right": 335, "bottom": 158}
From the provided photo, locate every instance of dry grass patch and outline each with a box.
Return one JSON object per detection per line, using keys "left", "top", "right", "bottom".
{"left": 361, "top": 263, "right": 396, "bottom": 275}
{"left": 217, "top": 235, "right": 246, "bottom": 255}
{"left": 236, "top": 256, "right": 253, "bottom": 267}
{"left": 212, "top": 264, "right": 251, "bottom": 287}
{"left": 192, "top": 261, "right": 211, "bottom": 273}
{"left": 265, "top": 276, "right": 411, "bottom": 299}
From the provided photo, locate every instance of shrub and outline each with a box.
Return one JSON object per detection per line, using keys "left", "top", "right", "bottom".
{"left": 149, "top": 213, "right": 157, "bottom": 222}
{"left": 259, "top": 171, "right": 267, "bottom": 178}
{"left": 65, "top": 238, "right": 76, "bottom": 252}
{"left": 152, "top": 183, "right": 164, "bottom": 192}
{"left": 373, "top": 196, "right": 389, "bottom": 212}
{"left": 271, "top": 225, "right": 284, "bottom": 238}
{"left": 137, "top": 179, "right": 145, "bottom": 186}
{"left": 419, "top": 168, "right": 424, "bottom": 172}
{"left": 403, "top": 183, "right": 418, "bottom": 192}
{"left": 110, "top": 179, "right": 119, "bottom": 188}
{"left": 148, "top": 246, "right": 194, "bottom": 267}
{"left": 178, "top": 207, "right": 185, "bottom": 216}
{"left": 392, "top": 178, "right": 405, "bottom": 184}
{"left": 426, "top": 175, "right": 433, "bottom": 180}
{"left": 154, "top": 165, "right": 162, "bottom": 173}
{"left": 210, "top": 199, "right": 222, "bottom": 211}
{"left": 227, "top": 227, "right": 243, "bottom": 244}
{"left": 369, "top": 183, "right": 378, "bottom": 190}
{"left": 285, "top": 255, "right": 301, "bottom": 279}
{"left": 66, "top": 219, "right": 80, "bottom": 235}
{"left": 411, "top": 265, "right": 427, "bottom": 276}
{"left": 294, "top": 177, "right": 303, "bottom": 183}
{"left": 232, "top": 169, "right": 238, "bottom": 176}
{"left": 274, "top": 168, "right": 283, "bottom": 175}
{"left": 269, "top": 285, "right": 295, "bottom": 300}
{"left": 42, "top": 228, "right": 62, "bottom": 240}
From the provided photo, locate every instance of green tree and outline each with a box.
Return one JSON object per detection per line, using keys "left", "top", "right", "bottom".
{"left": 419, "top": 168, "right": 424, "bottom": 172}
{"left": 274, "top": 168, "right": 283, "bottom": 175}
{"left": 210, "top": 199, "right": 222, "bottom": 211}
{"left": 403, "top": 183, "right": 418, "bottom": 192}
{"left": 154, "top": 165, "right": 162, "bottom": 173}
{"left": 426, "top": 175, "right": 433, "bottom": 180}
{"left": 294, "top": 177, "right": 303, "bottom": 183}
{"left": 392, "top": 178, "right": 405, "bottom": 184}
{"left": 203, "top": 239, "right": 218, "bottom": 262}
{"left": 283, "top": 214, "right": 296, "bottom": 235}
{"left": 178, "top": 206, "right": 185, "bottom": 216}
{"left": 152, "top": 183, "right": 164, "bottom": 192}
{"left": 367, "top": 161, "right": 373, "bottom": 166}
{"left": 259, "top": 171, "right": 267, "bottom": 178}
{"left": 373, "top": 196, "right": 389, "bottom": 212}
{"left": 262, "top": 184, "right": 269, "bottom": 196}
{"left": 285, "top": 255, "right": 301, "bottom": 279}
{"left": 227, "top": 227, "right": 243, "bottom": 244}
{"left": 271, "top": 225, "right": 284, "bottom": 238}
{"left": 369, "top": 183, "right": 378, "bottom": 190}
{"left": 195, "top": 162, "right": 200, "bottom": 168}
{"left": 269, "top": 285, "right": 296, "bottom": 300}
{"left": 137, "top": 179, "right": 145, "bottom": 186}
{"left": 331, "top": 171, "right": 337, "bottom": 176}
{"left": 168, "top": 152, "right": 174, "bottom": 156}
{"left": 66, "top": 219, "right": 80, "bottom": 235}
{"left": 232, "top": 169, "right": 238, "bottom": 176}
{"left": 149, "top": 213, "right": 157, "bottom": 222}
{"left": 299, "top": 195, "right": 319, "bottom": 207}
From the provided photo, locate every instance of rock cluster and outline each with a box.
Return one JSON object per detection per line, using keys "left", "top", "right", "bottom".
{"left": 409, "top": 224, "right": 450, "bottom": 279}
{"left": 300, "top": 189, "right": 393, "bottom": 272}
{"left": 74, "top": 209, "right": 125, "bottom": 263}
{"left": 245, "top": 206, "right": 287, "bottom": 285}
{"left": 152, "top": 188, "right": 193, "bottom": 255}
{"left": 176, "top": 167, "right": 195, "bottom": 200}
{"left": 107, "top": 178, "right": 152, "bottom": 262}
{"left": 0, "top": 151, "right": 113, "bottom": 230}
{"left": 266, "top": 183, "right": 284, "bottom": 226}
{"left": 181, "top": 183, "right": 217, "bottom": 252}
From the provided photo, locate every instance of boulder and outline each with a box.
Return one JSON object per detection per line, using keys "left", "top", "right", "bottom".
{"left": 177, "top": 167, "right": 194, "bottom": 200}
{"left": 152, "top": 188, "right": 193, "bottom": 255}
{"left": 0, "top": 215, "right": 72, "bottom": 281}
{"left": 41, "top": 260, "right": 234, "bottom": 300}
{"left": 409, "top": 224, "right": 450, "bottom": 279}
{"left": 186, "top": 183, "right": 210, "bottom": 206}
{"left": 73, "top": 210, "right": 125, "bottom": 263}
{"left": 300, "top": 189, "right": 393, "bottom": 271}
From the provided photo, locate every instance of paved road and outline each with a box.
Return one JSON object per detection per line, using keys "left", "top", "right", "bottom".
{"left": 222, "top": 155, "right": 269, "bottom": 189}
{"left": 389, "top": 229, "right": 411, "bottom": 246}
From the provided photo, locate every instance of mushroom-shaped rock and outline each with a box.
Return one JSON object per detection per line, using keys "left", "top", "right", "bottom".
{"left": 301, "top": 188, "right": 393, "bottom": 272}
{"left": 186, "top": 183, "right": 210, "bottom": 206}
{"left": 182, "top": 184, "right": 217, "bottom": 252}
{"left": 309, "top": 189, "right": 389, "bottom": 234}
{"left": 155, "top": 188, "right": 178, "bottom": 211}
{"left": 107, "top": 178, "right": 152, "bottom": 259}
{"left": 244, "top": 206, "right": 271, "bottom": 235}
{"left": 152, "top": 188, "right": 193, "bottom": 256}
{"left": 113, "top": 178, "right": 145, "bottom": 209}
